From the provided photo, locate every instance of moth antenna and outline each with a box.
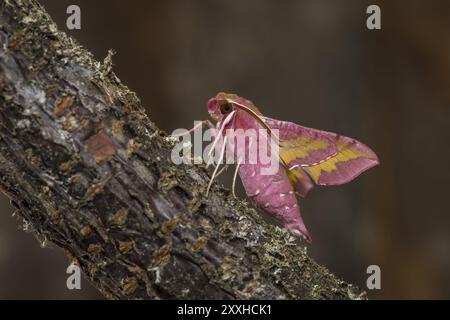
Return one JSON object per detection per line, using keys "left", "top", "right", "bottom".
{"left": 228, "top": 100, "right": 274, "bottom": 136}
{"left": 232, "top": 158, "right": 243, "bottom": 198}
{"left": 170, "top": 120, "right": 206, "bottom": 137}
{"left": 206, "top": 135, "right": 228, "bottom": 197}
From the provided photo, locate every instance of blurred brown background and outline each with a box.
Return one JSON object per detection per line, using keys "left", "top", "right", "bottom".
{"left": 0, "top": 0, "right": 449, "bottom": 299}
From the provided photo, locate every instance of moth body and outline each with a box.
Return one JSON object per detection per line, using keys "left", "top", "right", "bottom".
{"left": 239, "top": 162, "right": 312, "bottom": 241}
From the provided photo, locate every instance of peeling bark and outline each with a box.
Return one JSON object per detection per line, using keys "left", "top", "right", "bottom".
{"left": 0, "top": 0, "right": 365, "bottom": 299}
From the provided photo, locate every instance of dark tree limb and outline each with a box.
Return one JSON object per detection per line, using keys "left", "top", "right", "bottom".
{"left": 0, "top": 0, "right": 365, "bottom": 299}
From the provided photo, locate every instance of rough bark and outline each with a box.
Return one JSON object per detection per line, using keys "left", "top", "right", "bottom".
{"left": 0, "top": 0, "right": 365, "bottom": 299}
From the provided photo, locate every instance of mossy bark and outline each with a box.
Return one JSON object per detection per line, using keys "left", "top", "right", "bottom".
{"left": 0, "top": 0, "right": 365, "bottom": 299}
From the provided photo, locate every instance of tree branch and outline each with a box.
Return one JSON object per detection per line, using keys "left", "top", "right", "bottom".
{"left": 0, "top": 0, "right": 365, "bottom": 299}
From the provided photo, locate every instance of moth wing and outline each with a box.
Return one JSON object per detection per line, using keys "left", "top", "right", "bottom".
{"left": 265, "top": 117, "right": 334, "bottom": 196}
{"left": 265, "top": 118, "right": 338, "bottom": 167}
{"left": 302, "top": 134, "right": 379, "bottom": 185}
{"left": 265, "top": 117, "right": 379, "bottom": 186}
{"left": 286, "top": 166, "right": 314, "bottom": 198}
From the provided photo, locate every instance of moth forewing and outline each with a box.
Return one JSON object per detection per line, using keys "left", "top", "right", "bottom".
{"left": 228, "top": 99, "right": 287, "bottom": 169}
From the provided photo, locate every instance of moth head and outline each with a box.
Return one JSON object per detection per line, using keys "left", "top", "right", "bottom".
{"left": 208, "top": 92, "right": 263, "bottom": 124}
{"left": 207, "top": 97, "right": 234, "bottom": 121}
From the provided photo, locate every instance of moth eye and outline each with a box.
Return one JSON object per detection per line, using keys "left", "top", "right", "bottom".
{"left": 219, "top": 101, "right": 233, "bottom": 114}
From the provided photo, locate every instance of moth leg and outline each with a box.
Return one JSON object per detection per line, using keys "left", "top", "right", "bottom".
{"left": 232, "top": 158, "right": 243, "bottom": 198}
{"left": 170, "top": 120, "right": 215, "bottom": 137}
{"left": 215, "top": 164, "right": 229, "bottom": 179}
{"left": 204, "top": 120, "right": 215, "bottom": 129}
{"left": 206, "top": 112, "right": 234, "bottom": 167}
{"left": 206, "top": 135, "right": 228, "bottom": 197}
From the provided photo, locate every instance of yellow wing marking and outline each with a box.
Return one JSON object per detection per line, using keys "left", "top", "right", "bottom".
{"left": 286, "top": 166, "right": 308, "bottom": 186}
{"left": 279, "top": 137, "right": 330, "bottom": 164}
{"left": 304, "top": 140, "right": 369, "bottom": 183}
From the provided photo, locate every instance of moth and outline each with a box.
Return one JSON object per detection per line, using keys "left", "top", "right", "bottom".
{"left": 202, "top": 92, "right": 379, "bottom": 242}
